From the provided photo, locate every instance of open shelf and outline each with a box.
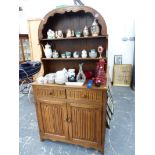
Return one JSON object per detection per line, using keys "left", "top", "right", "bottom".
{"left": 40, "top": 35, "right": 108, "bottom": 41}
{"left": 42, "top": 57, "right": 106, "bottom": 61}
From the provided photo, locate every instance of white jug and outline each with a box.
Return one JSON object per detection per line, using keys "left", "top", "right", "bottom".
{"left": 43, "top": 43, "right": 52, "bottom": 58}
{"left": 55, "top": 68, "right": 68, "bottom": 84}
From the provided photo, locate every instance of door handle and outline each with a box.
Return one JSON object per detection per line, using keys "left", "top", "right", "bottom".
{"left": 68, "top": 117, "right": 71, "bottom": 123}
{"left": 64, "top": 117, "right": 68, "bottom": 122}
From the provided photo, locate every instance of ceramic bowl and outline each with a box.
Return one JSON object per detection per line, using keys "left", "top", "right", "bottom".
{"left": 61, "top": 54, "right": 66, "bottom": 58}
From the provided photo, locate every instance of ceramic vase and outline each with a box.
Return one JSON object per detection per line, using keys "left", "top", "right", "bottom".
{"left": 76, "top": 63, "right": 86, "bottom": 83}
{"left": 91, "top": 19, "right": 100, "bottom": 36}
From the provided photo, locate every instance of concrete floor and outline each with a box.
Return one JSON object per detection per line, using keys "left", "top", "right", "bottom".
{"left": 19, "top": 86, "right": 135, "bottom": 155}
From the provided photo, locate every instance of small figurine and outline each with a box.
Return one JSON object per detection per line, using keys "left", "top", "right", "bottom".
{"left": 66, "top": 29, "right": 72, "bottom": 38}
{"left": 83, "top": 26, "right": 89, "bottom": 37}
{"left": 81, "top": 49, "right": 87, "bottom": 58}
{"left": 47, "top": 29, "right": 55, "bottom": 39}
{"left": 55, "top": 30, "right": 63, "bottom": 38}
{"left": 68, "top": 69, "right": 76, "bottom": 82}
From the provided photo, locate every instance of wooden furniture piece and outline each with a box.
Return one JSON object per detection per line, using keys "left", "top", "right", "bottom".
{"left": 113, "top": 64, "right": 132, "bottom": 86}
{"left": 19, "top": 34, "right": 31, "bottom": 63}
{"left": 32, "top": 6, "right": 108, "bottom": 154}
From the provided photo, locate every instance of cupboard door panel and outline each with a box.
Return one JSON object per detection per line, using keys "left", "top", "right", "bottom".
{"left": 39, "top": 100, "right": 68, "bottom": 139}
{"left": 67, "top": 102, "right": 102, "bottom": 146}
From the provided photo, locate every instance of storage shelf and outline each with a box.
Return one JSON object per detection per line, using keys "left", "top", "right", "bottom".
{"left": 40, "top": 35, "right": 108, "bottom": 41}
{"left": 42, "top": 57, "right": 106, "bottom": 61}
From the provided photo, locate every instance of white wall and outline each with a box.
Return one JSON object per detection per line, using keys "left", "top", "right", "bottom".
{"left": 19, "top": 0, "right": 135, "bottom": 80}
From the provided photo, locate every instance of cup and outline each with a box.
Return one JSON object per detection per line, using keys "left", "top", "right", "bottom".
{"left": 65, "top": 51, "right": 71, "bottom": 58}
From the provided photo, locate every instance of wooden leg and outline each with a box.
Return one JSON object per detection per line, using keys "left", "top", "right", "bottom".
{"left": 100, "top": 146, "right": 104, "bottom": 155}
{"left": 40, "top": 137, "right": 45, "bottom": 141}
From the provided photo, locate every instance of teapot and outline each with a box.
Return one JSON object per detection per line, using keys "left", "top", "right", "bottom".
{"left": 89, "top": 49, "right": 97, "bottom": 58}
{"left": 55, "top": 68, "right": 68, "bottom": 84}
{"left": 42, "top": 43, "right": 52, "bottom": 58}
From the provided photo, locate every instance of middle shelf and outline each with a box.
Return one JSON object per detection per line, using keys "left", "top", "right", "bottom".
{"left": 40, "top": 35, "right": 108, "bottom": 41}
{"left": 42, "top": 57, "right": 107, "bottom": 61}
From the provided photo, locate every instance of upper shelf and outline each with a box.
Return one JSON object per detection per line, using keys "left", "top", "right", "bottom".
{"left": 40, "top": 35, "right": 108, "bottom": 41}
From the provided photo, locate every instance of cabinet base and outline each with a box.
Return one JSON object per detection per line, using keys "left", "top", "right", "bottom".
{"left": 41, "top": 134, "right": 104, "bottom": 154}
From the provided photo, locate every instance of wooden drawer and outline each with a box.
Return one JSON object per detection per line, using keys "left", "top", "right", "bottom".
{"left": 34, "top": 86, "right": 66, "bottom": 99}
{"left": 66, "top": 88, "right": 103, "bottom": 102}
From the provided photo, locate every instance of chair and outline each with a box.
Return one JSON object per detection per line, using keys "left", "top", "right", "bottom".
{"left": 19, "top": 61, "right": 41, "bottom": 103}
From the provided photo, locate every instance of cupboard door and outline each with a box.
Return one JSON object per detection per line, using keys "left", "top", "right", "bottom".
{"left": 38, "top": 99, "right": 68, "bottom": 140}
{"left": 67, "top": 102, "right": 102, "bottom": 147}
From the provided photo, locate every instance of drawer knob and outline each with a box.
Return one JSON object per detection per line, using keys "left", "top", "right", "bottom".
{"left": 64, "top": 118, "right": 68, "bottom": 122}
{"left": 68, "top": 118, "right": 71, "bottom": 123}
{"left": 82, "top": 94, "right": 87, "bottom": 98}
{"left": 49, "top": 92, "right": 53, "bottom": 95}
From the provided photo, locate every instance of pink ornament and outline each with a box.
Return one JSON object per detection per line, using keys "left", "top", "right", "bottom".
{"left": 94, "top": 59, "right": 106, "bottom": 86}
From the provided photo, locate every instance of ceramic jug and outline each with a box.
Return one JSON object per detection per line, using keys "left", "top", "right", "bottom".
{"left": 43, "top": 43, "right": 52, "bottom": 58}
